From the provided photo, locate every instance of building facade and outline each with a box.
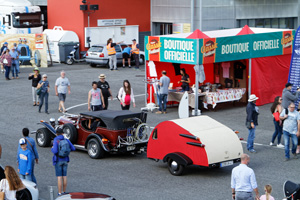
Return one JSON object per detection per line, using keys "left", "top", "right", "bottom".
{"left": 47, "top": 0, "right": 151, "bottom": 52}
{"left": 151, "top": 0, "right": 300, "bottom": 35}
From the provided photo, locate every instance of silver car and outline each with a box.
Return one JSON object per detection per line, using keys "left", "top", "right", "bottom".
{"left": 86, "top": 43, "right": 145, "bottom": 67}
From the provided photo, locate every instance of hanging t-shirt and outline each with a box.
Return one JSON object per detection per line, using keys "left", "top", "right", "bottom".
{"left": 222, "top": 62, "right": 230, "bottom": 78}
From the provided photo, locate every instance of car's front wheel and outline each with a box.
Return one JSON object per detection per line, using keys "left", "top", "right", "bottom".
{"left": 16, "top": 188, "right": 32, "bottom": 200}
{"left": 62, "top": 123, "right": 78, "bottom": 143}
{"left": 36, "top": 128, "right": 51, "bottom": 147}
{"left": 167, "top": 158, "right": 184, "bottom": 176}
{"left": 87, "top": 138, "right": 105, "bottom": 159}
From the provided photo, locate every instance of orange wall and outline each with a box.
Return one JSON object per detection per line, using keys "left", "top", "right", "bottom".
{"left": 48, "top": 0, "right": 151, "bottom": 52}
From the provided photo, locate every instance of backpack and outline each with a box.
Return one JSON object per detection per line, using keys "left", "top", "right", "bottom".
{"left": 58, "top": 138, "right": 71, "bottom": 158}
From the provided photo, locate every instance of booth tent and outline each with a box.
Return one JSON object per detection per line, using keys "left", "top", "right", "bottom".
{"left": 145, "top": 25, "right": 294, "bottom": 106}
{"left": 43, "top": 26, "right": 79, "bottom": 63}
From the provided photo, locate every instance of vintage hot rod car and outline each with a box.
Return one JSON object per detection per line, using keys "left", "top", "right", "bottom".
{"left": 35, "top": 110, "right": 150, "bottom": 159}
{"left": 147, "top": 115, "right": 243, "bottom": 176}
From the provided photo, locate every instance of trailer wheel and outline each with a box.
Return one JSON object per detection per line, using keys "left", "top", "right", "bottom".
{"left": 87, "top": 138, "right": 105, "bottom": 159}
{"left": 167, "top": 158, "right": 184, "bottom": 176}
{"left": 36, "top": 128, "right": 51, "bottom": 147}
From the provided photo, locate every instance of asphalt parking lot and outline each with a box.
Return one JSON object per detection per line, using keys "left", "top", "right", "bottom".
{"left": 0, "top": 63, "right": 299, "bottom": 200}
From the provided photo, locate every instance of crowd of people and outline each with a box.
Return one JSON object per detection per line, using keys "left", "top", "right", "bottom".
{"left": 0, "top": 42, "right": 22, "bottom": 80}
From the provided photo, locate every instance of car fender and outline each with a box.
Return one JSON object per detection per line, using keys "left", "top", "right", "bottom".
{"left": 85, "top": 133, "right": 109, "bottom": 152}
{"left": 163, "top": 152, "right": 193, "bottom": 167}
{"left": 21, "top": 179, "right": 39, "bottom": 200}
{"left": 37, "top": 122, "right": 56, "bottom": 137}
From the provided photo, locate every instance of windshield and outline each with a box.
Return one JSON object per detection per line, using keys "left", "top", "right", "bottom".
{"left": 88, "top": 46, "right": 104, "bottom": 52}
{"left": 12, "top": 12, "right": 42, "bottom": 28}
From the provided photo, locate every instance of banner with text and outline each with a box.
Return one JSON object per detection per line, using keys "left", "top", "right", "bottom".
{"left": 145, "top": 31, "right": 294, "bottom": 65}
{"left": 288, "top": 26, "right": 300, "bottom": 106}
{"left": 145, "top": 36, "right": 198, "bottom": 65}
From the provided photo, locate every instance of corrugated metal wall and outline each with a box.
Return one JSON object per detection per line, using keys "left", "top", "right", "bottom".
{"left": 151, "top": 0, "right": 300, "bottom": 32}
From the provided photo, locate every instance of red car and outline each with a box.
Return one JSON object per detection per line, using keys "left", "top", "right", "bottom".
{"left": 35, "top": 110, "right": 150, "bottom": 159}
{"left": 147, "top": 115, "right": 243, "bottom": 176}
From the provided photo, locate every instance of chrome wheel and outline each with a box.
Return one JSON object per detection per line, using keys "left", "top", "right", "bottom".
{"left": 88, "top": 140, "right": 98, "bottom": 157}
{"left": 36, "top": 132, "right": 45, "bottom": 145}
{"left": 63, "top": 127, "right": 71, "bottom": 139}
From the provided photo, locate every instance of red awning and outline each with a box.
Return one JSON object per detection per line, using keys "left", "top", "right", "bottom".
{"left": 236, "top": 25, "right": 254, "bottom": 35}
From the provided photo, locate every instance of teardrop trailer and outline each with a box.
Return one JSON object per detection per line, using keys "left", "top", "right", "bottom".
{"left": 147, "top": 115, "right": 243, "bottom": 176}
{"left": 35, "top": 110, "right": 150, "bottom": 159}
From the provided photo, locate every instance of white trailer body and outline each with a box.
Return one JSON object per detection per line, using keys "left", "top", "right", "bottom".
{"left": 84, "top": 25, "right": 139, "bottom": 47}
{"left": 0, "top": 0, "right": 43, "bottom": 34}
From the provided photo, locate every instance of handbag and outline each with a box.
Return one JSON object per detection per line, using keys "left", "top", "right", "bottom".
{"left": 3, "top": 58, "right": 7, "bottom": 64}
{"left": 36, "top": 87, "right": 42, "bottom": 96}
{"left": 0, "top": 179, "right": 6, "bottom": 200}
{"left": 273, "top": 111, "right": 280, "bottom": 122}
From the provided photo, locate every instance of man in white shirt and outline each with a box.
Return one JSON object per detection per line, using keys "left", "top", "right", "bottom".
{"left": 231, "top": 154, "right": 259, "bottom": 200}
{"left": 55, "top": 71, "right": 71, "bottom": 113}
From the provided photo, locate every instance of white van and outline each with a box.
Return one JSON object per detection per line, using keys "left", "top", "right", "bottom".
{"left": 0, "top": 0, "right": 43, "bottom": 34}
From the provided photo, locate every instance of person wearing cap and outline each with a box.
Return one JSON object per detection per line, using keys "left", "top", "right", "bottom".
{"left": 280, "top": 102, "right": 300, "bottom": 161}
{"left": 17, "top": 138, "right": 33, "bottom": 181}
{"left": 0, "top": 42, "right": 8, "bottom": 56}
{"left": 9, "top": 47, "right": 19, "bottom": 79}
{"left": 28, "top": 67, "right": 41, "bottom": 106}
{"left": 282, "top": 83, "right": 300, "bottom": 109}
{"left": 131, "top": 39, "right": 140, "bottom": 70}
{"left": 51, "top": 128, "right": 75, "bottom": 196}
{"left": 55, "top": 71, "right": 71, "bottom": 113}
{"left": 97, "top": 74, "right": 113, "bottom": 110}
{"left": 246, "top": 94, "right": 259, "bottom": 153}
{"left": 17, "top": 128, "right": 39, "bottom": 183}
{"left": 37, "top": 74, "right": 50, "bottom": 114}
{"left": 106, "top": 38, "right": 123, "bottom": 71}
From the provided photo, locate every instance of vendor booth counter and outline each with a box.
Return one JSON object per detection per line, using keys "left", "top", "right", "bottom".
{"left": 154, "top": 88, "right": 246, "bottom": 109}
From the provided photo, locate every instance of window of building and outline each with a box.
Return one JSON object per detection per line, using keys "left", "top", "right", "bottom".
{"left": 264, "top": 19, "right": 271, "bottom": 28}
{"left": 237, "top": 17, "right": 295, "bottom": 29}
{"left": 271, "top": 18, "right": 279, "bottom": 28}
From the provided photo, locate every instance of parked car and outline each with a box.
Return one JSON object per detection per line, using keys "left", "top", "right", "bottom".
{"left": 35, "top": 110, "right": 150, "bottom": 159}
{"left": 0, "top": 165, "right": 39, "bottom": 200}
{"left": 85, "top": 43, "right": 145, "bottom": 67}
{"left": 55, "top": 192, "right": 115, "bottom": 200}
{"left": 147, "top": 116, "right": 243, "bottom": 176}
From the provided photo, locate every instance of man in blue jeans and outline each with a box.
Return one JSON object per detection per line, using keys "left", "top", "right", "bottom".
{"left": 246, "top": 94, "right": 259, "bottom": 153}
{"left": 156, "top": 71, "right": 170, "bottom": 114}
{"left": 51, "top": 128, "right": 75, "bottom": 196}
{"left": 280, "top": 102, "right": 300, "bottom": 161}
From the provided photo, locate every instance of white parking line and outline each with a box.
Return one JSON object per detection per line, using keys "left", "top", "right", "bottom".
{"left": 241, "top": 140, "right": 284, "bottom": 149}
{"left": 66, "top": 94, "right": 145, "bottom": 111}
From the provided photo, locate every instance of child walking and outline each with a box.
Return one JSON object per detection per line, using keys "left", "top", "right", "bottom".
{"left": 260, "top": 184, "right": 275, "bottom": 200}
{"left": 17, "top": 138, "right": 33, "bottom": 181}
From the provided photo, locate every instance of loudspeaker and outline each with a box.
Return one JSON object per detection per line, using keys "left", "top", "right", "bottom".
{"left": 80, "top": 5, "right": 87, "bottom": 10}
{"left": 90, "top": 4, "right": 99, "bottom": 10}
